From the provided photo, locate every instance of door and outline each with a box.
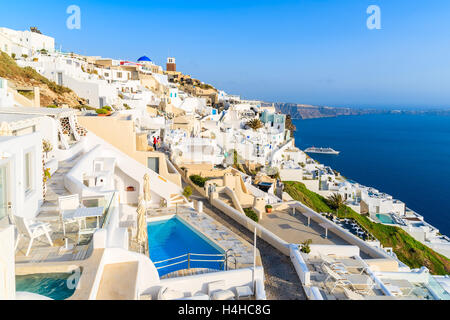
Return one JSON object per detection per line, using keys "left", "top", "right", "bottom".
{"left": 57, "top": 72, "right": 63, "bottom": 86}
{"left": 0, "top": 163, "right": 11, "bottom": 223}
{"left": 147, "top": 157, "right": 160, "bottom": 174}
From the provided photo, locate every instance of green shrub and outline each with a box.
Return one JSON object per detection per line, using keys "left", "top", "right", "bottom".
{"left": 96, "top": 108, "right": 108, "bottom": 114}
{"left": 102, "top": 105, "right": 112, "bottom": 111}
{"left": 47, "top": 105, "right": 59, "bottom": 108}
{"left": 300, "top": 239, "right": 312, "bottom": 254}
{"left": 182, "top": 186, "right": 193, "bottom": 199}
{"left": 190, "top": 175, "right": 209, "bottom": 188}
{"left": 244, "top": 208, "right": 259, "bottom": 222}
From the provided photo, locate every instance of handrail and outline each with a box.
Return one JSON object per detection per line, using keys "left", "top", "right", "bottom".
{"left": 153, "top": 252, "right": 227, "bottom": 270}
{"left": 153, "top": 253, "right": 189, "bottom": 265}
{"left": 101, "top": 192, "right": 117, "bottom": 229}
{"left": 224, "top": 248, "right": 237, "bottom": 271}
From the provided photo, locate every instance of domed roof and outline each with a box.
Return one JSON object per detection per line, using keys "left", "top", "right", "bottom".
{"left": 137, "top": 56, "right": 152, "bottom": 62}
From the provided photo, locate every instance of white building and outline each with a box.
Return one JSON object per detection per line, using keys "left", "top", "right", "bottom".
{"left": 0, "top": 27, "right": 55, "bottom": 57}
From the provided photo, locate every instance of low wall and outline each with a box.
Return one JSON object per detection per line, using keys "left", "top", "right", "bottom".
{"left": 144, "top": 266, "right": 266, "bottom": 300}
{"left": 289, "top": 244, "right": 310, "bottom": 286}
{"left": 54, "top": 139, "right": 86, "bottom": 162}
{"left": 223, "top": 187, "right": 245, "bottom": 214}
{"left": 308, "top": 244, "right": 360, "bottom": 258}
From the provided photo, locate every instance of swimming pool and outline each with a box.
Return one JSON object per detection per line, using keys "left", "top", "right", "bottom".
{"left": 16, "top": 272, "right": 79, "bottom": 300}
{"left": 147, "top": 216, "right": 225, "bottom": 276}
{"left": 376, "top": 213, "right": 395, "bottom": 225}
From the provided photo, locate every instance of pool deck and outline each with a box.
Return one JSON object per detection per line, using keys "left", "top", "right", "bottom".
{"left": 148, "top": 206, "right": 262, "bottom": 272}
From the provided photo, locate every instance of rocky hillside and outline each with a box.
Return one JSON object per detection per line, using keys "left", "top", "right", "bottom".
{"left": 0, "top": 51, "right": 86, "bottom": 107}
{"left": 275, "top": 103, "right": 381, "bottom": 119}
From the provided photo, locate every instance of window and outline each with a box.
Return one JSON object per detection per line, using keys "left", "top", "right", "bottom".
{"left": 117, "top": 72, "right": 122, "bottom": 78}
{"left": 0, "top": 164, "right": 9, "bottom": 221}
{"left": 24, "top": 152, "right": 33, "bottom": 195}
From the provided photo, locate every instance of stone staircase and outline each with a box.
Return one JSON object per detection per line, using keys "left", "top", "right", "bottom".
{"left": 168, "top": 193, "right": 187, "bottom": 207}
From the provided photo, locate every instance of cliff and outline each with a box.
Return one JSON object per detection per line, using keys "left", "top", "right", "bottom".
{"left": 275, "top": 103, "right": 380, "bottom": 120}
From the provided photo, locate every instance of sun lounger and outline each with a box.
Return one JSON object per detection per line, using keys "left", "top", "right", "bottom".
{"left": 320, "top": 253, "right": 348, "bottom": 274}
{"left": 323, "top": 265, "right": 375, "bottom": 294}
{"left": 342, "top": 287, "right": 365, "bottom": 300}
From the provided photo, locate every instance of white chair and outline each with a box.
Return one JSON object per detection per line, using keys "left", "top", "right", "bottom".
{"left": 58, "top": 194, "right": 84, "bottom": 236}
{"left": 14, "top": 216, "right": 53, "bottom": 256}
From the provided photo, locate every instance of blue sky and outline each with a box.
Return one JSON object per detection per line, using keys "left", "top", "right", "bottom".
{"left": 2, "top": 0, "right": 450, "bottom": 108}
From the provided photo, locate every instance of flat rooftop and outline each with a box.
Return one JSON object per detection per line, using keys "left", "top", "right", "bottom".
{"left": 260, "top": 206, "right": 353, "bottom": 247}
{"left": 0, "top": 106, "right": 76, "bottom": 118}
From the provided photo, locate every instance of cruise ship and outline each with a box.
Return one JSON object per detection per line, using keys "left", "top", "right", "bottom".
{"left": 304, "top": 147, "right": 340, "bottom": 155}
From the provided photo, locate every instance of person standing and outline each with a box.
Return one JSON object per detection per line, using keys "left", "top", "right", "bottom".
{"left": 153, "top": 136, "right": 157, "bottom": 150}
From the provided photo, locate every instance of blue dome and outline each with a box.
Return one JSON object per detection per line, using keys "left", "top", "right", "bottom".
{"left": 137, "top": 56, "right": 152, "bottom": 62}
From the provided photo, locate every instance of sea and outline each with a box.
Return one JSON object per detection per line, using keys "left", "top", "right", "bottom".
{"left": 293, "top": 113, "right": 450, "bottom": 236}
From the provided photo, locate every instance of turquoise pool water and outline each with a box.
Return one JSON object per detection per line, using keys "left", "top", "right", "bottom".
{"left": 16, "top": 272, "right": 78, "bottom": 300}
{"left": 376, "top": 213, "right": 395, "bottom": 224}
{"left": 147, "top": 217, "right": 224, "bottom": 276}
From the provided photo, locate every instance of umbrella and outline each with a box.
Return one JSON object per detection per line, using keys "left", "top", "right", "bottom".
{"left": 136, "top": 197, "right": 148, "bottom": 252}
{"left": 143, "top": 173, "right": 151, "bottom": 202}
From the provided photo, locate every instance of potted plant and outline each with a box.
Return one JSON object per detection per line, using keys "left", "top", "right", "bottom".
{"left": 265, "top": 205, "right": 273, "bottom": 213}
{"left": 182, "top": 186, "right": 193, "bottom": 200}
{"left": 96, "top": 108, "right": 109, "bottom": 116}
{"left": 43, "top": 167, "right": 51, "bottom": 198}
{"left": 42, "top": 139, "right": 53, "bottom": 161}
{"left": 299, "top": 239, "right": 312, "bottom": 254}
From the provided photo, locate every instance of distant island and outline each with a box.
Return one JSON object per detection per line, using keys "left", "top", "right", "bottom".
{"left": 271, "top": 102, "right": 450, "bottom": 120}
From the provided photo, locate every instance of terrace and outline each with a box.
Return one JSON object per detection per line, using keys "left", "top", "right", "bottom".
{"left": 300, "top": 250, "right": 390, "bottom": 300}
{"left": 259, "top": 204, "right": 353, "bottom": 247}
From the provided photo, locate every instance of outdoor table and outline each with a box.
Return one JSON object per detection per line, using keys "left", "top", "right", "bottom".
{"left": 63, "top": 206, "right": 104, "bottom": 229}
{"left": 302, "top": 211, "right": 316, "bottom": 227}
{"left": 319, "top": 222, "right": 335, "bottom": 239}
